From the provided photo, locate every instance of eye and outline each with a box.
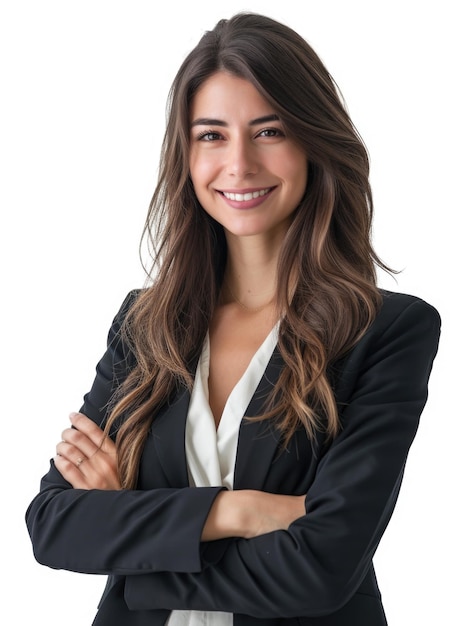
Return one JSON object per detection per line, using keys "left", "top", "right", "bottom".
{"left": 195, "top": 130, "right": 223, "bottom": 141}
{"left": 257, "top": 127, "right": 285, "bottom": 138}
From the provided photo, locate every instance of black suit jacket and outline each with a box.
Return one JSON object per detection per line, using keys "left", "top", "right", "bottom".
{"left": 26, "top": 289, "right": 441, "bottom": 625}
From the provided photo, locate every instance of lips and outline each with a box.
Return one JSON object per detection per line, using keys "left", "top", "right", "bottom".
{"left": 217, "top": 186, "right": 276, "bottom": 210}
{"left": 220, "top": 187, "right": 273, "bottom": 202}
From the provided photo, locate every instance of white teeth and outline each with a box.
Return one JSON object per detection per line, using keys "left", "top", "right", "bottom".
{"left": 222, "top": 188, "right": 271, "bottom": 201}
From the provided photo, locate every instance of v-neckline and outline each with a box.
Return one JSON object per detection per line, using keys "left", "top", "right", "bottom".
{"left": 205, "top": 324, "right": 279, "bottom": 432}
{"left": 184, "top": 323, "right": 279, "bottom": 490}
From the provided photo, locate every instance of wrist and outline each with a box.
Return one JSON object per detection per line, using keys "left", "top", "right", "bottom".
{"left": 202, "top": 490, "right": 252, "bottom": 541}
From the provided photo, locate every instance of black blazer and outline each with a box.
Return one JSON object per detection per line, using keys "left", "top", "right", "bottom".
{"left": 26, "top": 289, "right": 441, "bottom": 626}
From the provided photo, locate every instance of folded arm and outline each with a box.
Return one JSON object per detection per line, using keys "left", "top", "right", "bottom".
{"left": 122, "top": 297, "right": 441, "bottom": 617}
{"left": 25, "top": 293, "right": 441, "bottom": 617}
{"left": 25, "top": 291, "right": 305, "bottom": 576}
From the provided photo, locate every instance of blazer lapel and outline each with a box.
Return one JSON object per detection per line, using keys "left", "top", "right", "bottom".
{"left": 147, "top": 348, "right": 286, "bottom": 492}
{"left": 234, "top": 348, "right": 285, "bottom": 490}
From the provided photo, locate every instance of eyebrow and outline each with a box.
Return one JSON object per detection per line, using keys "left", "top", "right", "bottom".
{"left": 190, "top": 114, "right": 280, "bottom": 128}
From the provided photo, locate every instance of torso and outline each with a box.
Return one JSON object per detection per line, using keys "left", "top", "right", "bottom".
{"left": 208, "top": 302, "right": 277, "bottom": 428}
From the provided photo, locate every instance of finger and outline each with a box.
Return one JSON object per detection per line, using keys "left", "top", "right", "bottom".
{"left": 69, "top": 412, "right": 114, "bottom": 452}
{"left": 59, "top": 426, "right": 118, "bottom": 480}
{"left": 55, "top": 450, "right": 120, "bottom": 490}
{"left": 60, "top": 425, "right": 118, "bottom": 481}
{"left": 56, "top": 440, "right": 80, "bottom": 459}
{"left": 54, "top": 454, "right": 89, "bottom": 489}
{"left": 56, "top": 441, "right": 88, "bottom": 467}
{"left": 61, "top": 427, "right": 101, "bottom": 460}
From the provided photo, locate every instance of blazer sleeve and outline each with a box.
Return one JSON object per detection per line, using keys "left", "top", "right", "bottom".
{"left": 122, "top": 296, "right": 441, "bottom": 618}
{"left": 25, "top": 291, "right": 225, "bottom": 575}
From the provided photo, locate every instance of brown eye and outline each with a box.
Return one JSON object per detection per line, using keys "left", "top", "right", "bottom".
{"left": 196, "top": 130, "right": 223, "bottom": 141}
{"left": 257, "top": 128, "right": 284, "bottom": 138}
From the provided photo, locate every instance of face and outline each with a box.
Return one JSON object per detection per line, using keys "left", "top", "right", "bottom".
{"left": 189, "top": 71, "right": 308, "bottom": 241}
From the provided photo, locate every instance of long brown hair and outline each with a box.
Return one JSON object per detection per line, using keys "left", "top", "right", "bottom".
{"left": 105, "top": 12, "right": 390, "bottom": 489}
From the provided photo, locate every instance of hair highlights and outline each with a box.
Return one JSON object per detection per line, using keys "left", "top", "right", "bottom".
{"left": 105, "top": 13, "right": 390, "bottom": 488}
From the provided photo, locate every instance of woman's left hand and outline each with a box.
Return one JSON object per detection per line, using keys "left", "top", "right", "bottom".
{"left": 55, "top": 412, "right": 120, "bottom": 490}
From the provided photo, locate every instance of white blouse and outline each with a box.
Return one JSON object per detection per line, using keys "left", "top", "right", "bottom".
{"left": 167, "top": 324, "right": 279, "bottom": 626}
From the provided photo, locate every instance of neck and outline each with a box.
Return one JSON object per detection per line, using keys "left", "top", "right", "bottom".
{"left": 223, "top": 232, "right": 280, "bottom": 310}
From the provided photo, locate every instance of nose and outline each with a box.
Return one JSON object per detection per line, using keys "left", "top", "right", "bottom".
{"left": 226, "top": 136, "right": 258, "bottom": 178}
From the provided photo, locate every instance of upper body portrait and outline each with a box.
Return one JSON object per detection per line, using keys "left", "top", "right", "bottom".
{"left": 25, "top": 12, "right": 441, "bottom": 626}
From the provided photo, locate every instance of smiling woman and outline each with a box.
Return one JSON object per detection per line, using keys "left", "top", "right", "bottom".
{"left": 25, "top": 11, "right": 440, "bottom": 626}
{"left": 189, "top": 72, "right": 308, "bottom": 242}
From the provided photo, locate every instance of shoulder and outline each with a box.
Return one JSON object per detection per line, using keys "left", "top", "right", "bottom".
{"left": 373, "top": 289, "right": 441, "bottom": 336}
{"left": 336, "top": 289, "right": 441, "bottom": 374}
{"left": 113, "top": 288, "right": 144, "bottom": 323}
{"left": 107, "top": 288, "right": 146, "bottom": 336}
{"left": 330, "top": 289, "right": 441, "bottom": 405}
{"left": 348, "top": 288, "right": 442, "bottom": 373}
{"left": 106, "top": 288, "right": 145, "bottom": 363}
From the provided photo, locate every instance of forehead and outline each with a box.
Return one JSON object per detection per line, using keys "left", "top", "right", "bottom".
{"left": 190, "top": 71, "right": 275, "bottom": 121}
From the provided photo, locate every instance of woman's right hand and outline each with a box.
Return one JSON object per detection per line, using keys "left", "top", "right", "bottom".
{"left": 201, "top": 490, "right": 306, "bottom": 541}
{"left": 55, "top": 412, "right": 120, "bottom": 491}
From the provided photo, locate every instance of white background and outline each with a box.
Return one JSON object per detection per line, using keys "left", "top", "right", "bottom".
{"left": 1, "top": 0, "right": 469, "bottom": 624}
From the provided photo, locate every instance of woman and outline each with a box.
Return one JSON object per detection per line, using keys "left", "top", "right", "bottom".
{"left": 26, "top": 12, "right": 441, "bottom": 626}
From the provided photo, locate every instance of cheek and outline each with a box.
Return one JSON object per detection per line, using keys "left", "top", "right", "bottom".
{"left": 189, "top": 151, "right": 217, "bottom": 190}
{"left": 273, "top": 145, "right": 307, "bottom": 183}
{"left": 283, "top": 155, "right": 308, "bottom": 198}
{"left": 189, "top": 158, "right": 216, "bottom": 213}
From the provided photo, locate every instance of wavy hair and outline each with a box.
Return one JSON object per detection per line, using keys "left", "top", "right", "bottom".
{"left": 104, "top": 12, "right": 390, "bottom": 489}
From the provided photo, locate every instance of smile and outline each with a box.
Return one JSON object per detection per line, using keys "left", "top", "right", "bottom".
{"left": 220, "top": 187, "right": 273, "bottom": 202}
